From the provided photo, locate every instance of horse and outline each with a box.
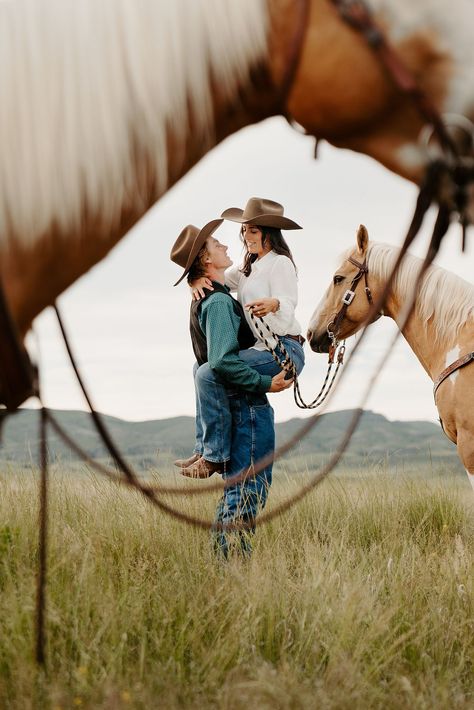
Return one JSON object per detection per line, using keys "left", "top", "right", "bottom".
{"left": 306, "top": 224, "right": 474, "bottom": 491}
{"left": 1, "top": 1, "right": 474, "bottom": 383}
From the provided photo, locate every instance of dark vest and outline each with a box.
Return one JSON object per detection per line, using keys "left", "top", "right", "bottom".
{"left": 190, "top": 281, "right": 256, "bottom": 365}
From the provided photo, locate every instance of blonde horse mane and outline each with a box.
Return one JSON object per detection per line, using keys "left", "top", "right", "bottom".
{"left": 365, "top": 242, "right": 474, "bottom": 342}
{"left": 0, "top": 0, "right": 268, "bottom": 246}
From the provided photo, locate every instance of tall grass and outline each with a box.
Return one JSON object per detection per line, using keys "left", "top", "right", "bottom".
{"left": 0, "top": 468, "right": 473, "bottom": 709}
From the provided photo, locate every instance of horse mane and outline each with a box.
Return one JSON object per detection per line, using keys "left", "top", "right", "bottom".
{"left": 0, "top": 1, "right": 268, "bottom": 246}
{"left": 365, "top": 242, "right": 474, "bottom": 342}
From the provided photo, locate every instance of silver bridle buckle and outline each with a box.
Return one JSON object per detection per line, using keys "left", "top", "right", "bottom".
{"left": 342, "top": 289, "right": 355, "bottom": 306}
{"left": 326, "top": 322, "right": 337, "bottom": 346}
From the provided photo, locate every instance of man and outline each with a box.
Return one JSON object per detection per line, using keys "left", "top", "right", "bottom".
{"left": 170, "top": 219, "right": 292, "bottom": 557}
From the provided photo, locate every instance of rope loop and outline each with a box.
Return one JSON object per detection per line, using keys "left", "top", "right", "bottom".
{"left": 248, "top": 309, "right": 346, "bottom": 409}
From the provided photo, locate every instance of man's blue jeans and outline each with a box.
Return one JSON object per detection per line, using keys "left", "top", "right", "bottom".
{"left": 212, "top": 392, "right": 274, "bottom": 559}
{"left": 194, "top": 338, "right": 304, "bottom": 463}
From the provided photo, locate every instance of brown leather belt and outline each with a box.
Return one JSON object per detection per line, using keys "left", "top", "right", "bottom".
{"left": 284, "top": 334, "right": 305, "bottom": 346}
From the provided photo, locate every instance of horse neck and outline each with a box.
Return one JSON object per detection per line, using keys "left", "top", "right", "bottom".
{"left": 383, "top": 289, "right": 445, "bottom": 378}
{"left": 379, "top": 272, "right": 471, "bottom": 381}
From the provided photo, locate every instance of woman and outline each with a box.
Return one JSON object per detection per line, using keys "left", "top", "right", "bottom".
{"left": 177, "top": 197, "right": 305, "bottom": 478}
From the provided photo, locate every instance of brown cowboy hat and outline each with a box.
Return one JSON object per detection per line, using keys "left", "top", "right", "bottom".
{"left": 170, "top": 218, "right": 223, "bottom": 286}
{"left": 221, "top": 197, "right": 302, "bottom": 230}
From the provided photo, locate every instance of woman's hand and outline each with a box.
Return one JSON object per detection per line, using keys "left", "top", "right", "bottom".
{"left": 189, "top": 277, "right": 213, "bottom": 300}
{"left": 245, "top": 297, "right": 280, "bottom": 317}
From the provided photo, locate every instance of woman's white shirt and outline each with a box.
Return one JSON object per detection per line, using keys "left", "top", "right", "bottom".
{"left": 225, "top": 251, "right": 301, "bottom": 351}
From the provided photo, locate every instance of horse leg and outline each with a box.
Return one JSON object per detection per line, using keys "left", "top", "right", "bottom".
{"left": 457, "top": 429, "right": 474, "bottom": 494}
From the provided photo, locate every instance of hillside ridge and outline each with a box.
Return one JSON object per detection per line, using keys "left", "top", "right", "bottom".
{"left": 0, "top": 407, "right": 459, "bottom": 472}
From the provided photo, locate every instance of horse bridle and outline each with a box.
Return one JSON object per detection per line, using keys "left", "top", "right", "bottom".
{"left": 326, "top": 256, "right": 375, "bottom": 348}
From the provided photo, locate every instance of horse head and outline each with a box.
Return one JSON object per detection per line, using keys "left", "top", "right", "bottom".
{"left": 307, "top": 224, "right": 381, "bottom": 352}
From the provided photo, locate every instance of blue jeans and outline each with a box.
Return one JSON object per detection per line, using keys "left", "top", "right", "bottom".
{"left": 212, "top": 392, "right": 274, "bottom": 559}
{"left": 194, "top": 338, "right": 304, "bottom": 463}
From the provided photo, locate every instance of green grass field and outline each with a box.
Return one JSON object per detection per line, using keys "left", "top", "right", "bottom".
{"left": 0, "top": 467, "right": 473, "bottom": 709}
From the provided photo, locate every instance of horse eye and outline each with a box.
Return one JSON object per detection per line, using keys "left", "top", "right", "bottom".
{"left": 333, "top": 275, "right": 344, "bottom": 285}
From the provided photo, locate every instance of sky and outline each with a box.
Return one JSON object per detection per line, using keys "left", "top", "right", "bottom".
{"left": 25, "top": 116, "right": 472, "bottom": 425}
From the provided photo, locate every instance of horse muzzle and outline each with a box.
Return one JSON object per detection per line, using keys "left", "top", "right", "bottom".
{"left": 306, "top": 327, "right": 332, "bottom": 353}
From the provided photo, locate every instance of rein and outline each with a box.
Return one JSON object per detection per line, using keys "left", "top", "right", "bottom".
{"left": 248, "top": 306, "right": 347, "bottom": 410}
{"left": 247, "top": 254, "right": 375, "bottom": 410}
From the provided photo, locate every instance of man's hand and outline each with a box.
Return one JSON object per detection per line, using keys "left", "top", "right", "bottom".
{"left": 189, "top": 277, "right": 213, "bottom": 300}
{"left": 269, "top": 369, "right": 293, "bottom": 392}
{"left": 245, "top": 298, "right": 279, "bottom": 317}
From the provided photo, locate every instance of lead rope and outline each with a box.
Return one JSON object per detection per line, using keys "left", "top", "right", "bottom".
{"left": 248, "top": 309, "right": 346, "bottom": 409}
{"left": 35, "top": 406, "right": 48, "bottom": 666}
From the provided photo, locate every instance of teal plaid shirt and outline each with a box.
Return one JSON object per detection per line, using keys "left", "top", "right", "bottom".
{"left": 198, "top": 291, "right": 272, "bottom": 393}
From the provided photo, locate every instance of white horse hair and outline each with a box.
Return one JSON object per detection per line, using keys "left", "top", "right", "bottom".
{"left": 0, "top": 0, "right": 268, "bottom": 246}
{"left": 353, "top": 242, "right": 474, "bottom": 342}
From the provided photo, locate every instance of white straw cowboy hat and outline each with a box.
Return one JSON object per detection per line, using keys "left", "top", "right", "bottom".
{"left": 170, "top": 219, "right": 223, "bottom": 286}
{"left": 221, "top": 197, "right": 302, "bottom": 230}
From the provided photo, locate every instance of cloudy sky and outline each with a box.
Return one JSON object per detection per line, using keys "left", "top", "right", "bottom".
{"left": 26, "top": 117, "right": 472, "bottom": 425}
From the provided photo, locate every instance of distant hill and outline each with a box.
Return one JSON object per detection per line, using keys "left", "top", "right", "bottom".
{"left": 0, "top": 407, "right": 461, "bottom": 473}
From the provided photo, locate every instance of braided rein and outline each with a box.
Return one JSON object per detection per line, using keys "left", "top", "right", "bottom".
{"left": 248, "top": 309, "right": 346, "bottom": 409}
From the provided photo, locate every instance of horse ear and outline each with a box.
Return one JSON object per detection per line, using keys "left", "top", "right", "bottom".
{"left": 356, "top": 224, "right": 368, "bottom": 255}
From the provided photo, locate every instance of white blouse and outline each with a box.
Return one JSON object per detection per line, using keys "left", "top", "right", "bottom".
{"left": 225, "top": 251, "right": 302, "bottom": 351}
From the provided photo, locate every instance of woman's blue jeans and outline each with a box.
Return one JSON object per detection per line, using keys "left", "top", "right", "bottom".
{"left": 193, "top": 338, "right": 305, "bottom": 463}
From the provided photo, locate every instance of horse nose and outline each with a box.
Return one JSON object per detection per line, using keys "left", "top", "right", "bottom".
{"left": 306, "top": 327, "right": 330, "bottom": 353}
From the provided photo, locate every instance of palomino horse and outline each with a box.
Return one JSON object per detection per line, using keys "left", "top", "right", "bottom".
{"left": 307, "top": 225, "right": 474, "bottom": 491}
{"left": 0, "top": 1, "right": 474, "bottom": 395}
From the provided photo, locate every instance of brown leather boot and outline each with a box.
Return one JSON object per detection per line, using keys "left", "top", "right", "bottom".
{"left": 173, "top": 453, "right": 200, "bottom": 468}
{"left": 181, "top": 457, "right": 224, "bottom": 479}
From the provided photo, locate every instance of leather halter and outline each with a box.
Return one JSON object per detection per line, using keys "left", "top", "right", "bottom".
{"left": 433, "top": 351, "right": 474, "bottom": 400}
{"left": 327, "top": 255, "right": 374, "bottom": 343}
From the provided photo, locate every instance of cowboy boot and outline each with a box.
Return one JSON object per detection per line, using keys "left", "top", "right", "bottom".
{"left": 173, "top": 452, "right": 200, "bottom": 468}
{"left": 180, "top": 457, "right": 224, "bottom": 479}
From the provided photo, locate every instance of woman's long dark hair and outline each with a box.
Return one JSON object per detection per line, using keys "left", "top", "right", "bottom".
{"left": 239, "top": 226, "right": 297, "bottom": 277}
